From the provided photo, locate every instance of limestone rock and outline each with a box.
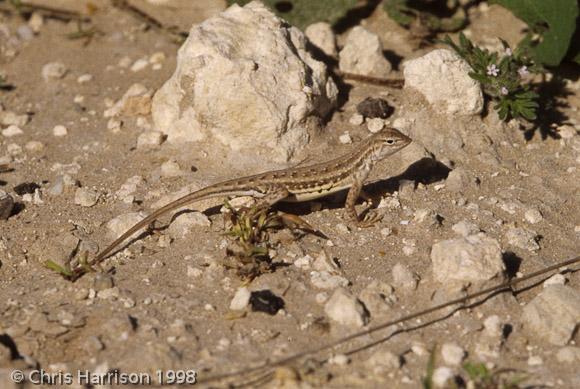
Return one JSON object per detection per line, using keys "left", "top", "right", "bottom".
{"left": 451, "top": 220, "right": 480, "bottom": 237}
{"left": 392, "top": 263, "right": 419, "bottom": 290}
{"left": 505, "top": 227, "right": 539, "bottom": 251}
{"left": 339, "top": 26, "right": 391, "bottom": 77}
{"left": 105, "top": 83, "right": 152, "bottom": 118}
{"left": 404, "top": 49, "right": 483, "bottom": 116}
{"left": 230, "top": 287, "right": 251, "bottom": 311}
{"left": 152, "top": 1, "right": 337, "bottom": 161}
{"left": 441, "top": 343, "right": 465, "bottom": 366}
{"left": 74, "top": 187, "right": 100, "bottom": 207}
{"left": 305, "top": 22, "right": 337, "bottom": 57}
{"left": 324, "top": 288, "right": 369, "bottom": 328}
{"left": 431, "top": 233, "right": 505, "bottom": 283}
{"left": 522, "top": 285, "right": 580, "bottom": 346}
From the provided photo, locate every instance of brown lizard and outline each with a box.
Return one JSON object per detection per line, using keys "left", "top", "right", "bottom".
{"left": 93, "top": 127, "right": 411, "bottom": 263}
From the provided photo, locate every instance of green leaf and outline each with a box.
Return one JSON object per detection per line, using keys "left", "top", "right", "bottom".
{"left": 463, "top": 362, "right": 490, "bottom": 380}
{"left": 383, "top": 0, "right": 415, "bottom": 27}
{"left": 45, "top": 260, "right": 74, "bottom": 277}
{"left": 227, "top": 0, "right": 357, "bottom": 30}
{"left": 468, "top": 72, "right": 488, "bottom": 84}
{"left": 491, "top": 0, "right": 579, "bottom": 66}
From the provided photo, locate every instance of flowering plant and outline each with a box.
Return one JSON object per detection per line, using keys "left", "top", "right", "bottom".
{"left": 442, "top": 33, "right": 542, "bottom": 121}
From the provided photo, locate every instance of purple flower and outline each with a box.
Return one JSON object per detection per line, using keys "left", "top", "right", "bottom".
{"left": 500, "top": 87, "right": 509, "bottom": 95}
{"left": 487, "top": 64, "right": 499, "bottom": 77}
{"left": 518, "top": 66, "right": 529, "bottom": 77}
{"left": 505, "top": 47, "right": 512, "bottom": 56}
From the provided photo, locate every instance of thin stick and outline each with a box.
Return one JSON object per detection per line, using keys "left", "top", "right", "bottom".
{"left": 336, "top": 70, "right": 404, "bottom": 88}
{"left": 0, "top": 0, "right": 88, "bottom": 22}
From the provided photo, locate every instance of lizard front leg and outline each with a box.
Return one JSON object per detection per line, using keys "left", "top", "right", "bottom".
{"left": 345, "top": 178, "right": 382, "bottom": 227}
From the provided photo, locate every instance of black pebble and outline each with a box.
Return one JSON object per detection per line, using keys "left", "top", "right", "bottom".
{"left": 249, "top": 290, "right": 285, "bottom": 315}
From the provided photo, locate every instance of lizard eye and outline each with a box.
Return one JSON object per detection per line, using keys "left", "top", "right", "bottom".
{"left": 386, "top": 139, "right": 395, "bottom": 145}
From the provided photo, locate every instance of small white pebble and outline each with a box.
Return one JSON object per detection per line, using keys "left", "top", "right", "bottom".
{"left": 137, "top": 131, "right": 165, "bottom": 147}
{"left": 149, "top": 52, "right": 166, "bottom": 64}
{"left": 339, "top": 132, "right": 352, "bottom": 144}
{"left": 483, "top": 315, "right": 503, "bottom": 338}
{"left": 328, "top": 354, "right": 350, "bottom": 366}
{"left": 25, "top": 141, "right": 44, "bottom": 152}
{"left": 527, "top": 355, "right": 543, "bottom": 366}
{"left": 53, "top": 125, "right": 68, "bottom": 137}
{"left": 380, "top": 227, "right": 392, "bottom": 237}
{"left": 160, "top": 160, "right": 182, "bottom": 177}
{"left": 28, "top": 12, "right": 44, "bottom": 33}
{"left": 524, "top": 208, "right": 543, "bottom": 224}
{"left": 349, "top": 113, "right": 364, "bottom": 126}
{"left": 7, "top": 143, "right": 22, "bottom": 155}
{"left": 107, "top": 118, "right": 123, "bottom": 133}
{"left": 557, "top": 125, "right": 576, "bottom": 139}
{"left": 73, "top": 95, "right": 85, "bottom": 104}
{"left": 441, "top": 343, "right": 465, "bottom": 366}
{"left": 411, "top": 344, "right": 427, "bottom": 356}
{"left": 77, "top": 74, "right": 93, "bottom": 83}
{"left": 131, "top": 58, "right": 149, "bottom": 72}
{"left": 432, "top": 367, "right": 454, "bottom": 387}
{"left": 74, "top": 187, "right": 100, "bottom": 207}
{"left": 294, "top": 255, "right": 313, "bottom": 270}
{"left": 543, "top": 273, "right": 566, "bottom": 287}
{"left": 42, "top": 61, "right": 67, "bottom": 80}
{"left": 187, "top": 266, "right": 203, "bottom": 278}
{"left": 230, "top": 287, "right": 251, "bottom": 310}
{"left": 367, "top": 117, "right": 385, "bottom": 133}
{"left": 1, "top": 125, "right": 23, "bottom": 137}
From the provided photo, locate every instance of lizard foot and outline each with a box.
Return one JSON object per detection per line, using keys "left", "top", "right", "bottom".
{"left": 355, "top": 210, "right": 383, "bottom": 228}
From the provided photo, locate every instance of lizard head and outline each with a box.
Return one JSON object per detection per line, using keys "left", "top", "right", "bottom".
{"left": 369, "top": 127, "right": 412, "bottom": 161}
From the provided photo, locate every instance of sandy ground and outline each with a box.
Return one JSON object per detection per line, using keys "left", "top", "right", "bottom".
{"left": 0, "top": 1, "right": 579, "bottom": 388}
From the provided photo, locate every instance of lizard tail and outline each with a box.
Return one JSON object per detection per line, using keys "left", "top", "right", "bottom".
{"left": 92, "top": 185, "right": 230, "bottom": 263}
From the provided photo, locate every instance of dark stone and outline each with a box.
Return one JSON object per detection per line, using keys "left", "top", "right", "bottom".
{"left": 249, "top": 290, "right": 285, "bottom": 315}
{"left": 356, "top": 97, "right": 394, "bottom": 119}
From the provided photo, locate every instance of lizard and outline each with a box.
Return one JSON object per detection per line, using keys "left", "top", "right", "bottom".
{"left": 92, "top": 127, "right": 412, "bottom": 264}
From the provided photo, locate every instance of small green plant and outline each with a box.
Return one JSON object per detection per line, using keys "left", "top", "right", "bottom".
{"left": 442, "top": 33, "right": 541, "bottom": 121}
{"left": 223, "top": 201, "right": 312, "bottom": 280}
{"left": 462, "top": 362, "right": 526, "bottom": 389}
{"left": 45, "top": 251, "right": 95, "bottom": 280}
{"left": 421, "top": 346, "right": 437, "bottom": 389}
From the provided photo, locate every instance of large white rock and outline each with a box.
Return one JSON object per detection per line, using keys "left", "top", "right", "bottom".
{"left": 522, "top": 285, "right": 580, "bottom": 346}
{"left": 403, "top": 49, "right": 483, "bottom": 116}
{"left": 152, "top": 1, "right": 338, "bottom": 161}
{"left": 339, "top": 26, "right": 392, "bottom": 77}
{"left": 431, "top": 233, "right": 505, "bottom": 283}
